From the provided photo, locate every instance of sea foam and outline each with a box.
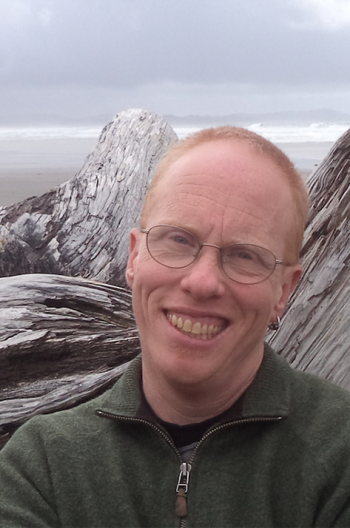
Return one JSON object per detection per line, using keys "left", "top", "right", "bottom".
{"left": 0, "top": 122, "right": 348, "bottom": 144}
{"left": 174, "top": 122, "right": 350, "bottom": 143}
{"left": 0, "top": 126, "right": 102, "bottom": 140}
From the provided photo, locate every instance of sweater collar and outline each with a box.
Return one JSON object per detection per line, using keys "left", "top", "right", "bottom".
{"left": 96, "top": 343, "right": 291, "bottom": 423}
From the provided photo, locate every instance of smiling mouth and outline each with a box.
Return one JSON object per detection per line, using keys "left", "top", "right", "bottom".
{"left": 166, "top": 312, "right": 227, "bottom": 340}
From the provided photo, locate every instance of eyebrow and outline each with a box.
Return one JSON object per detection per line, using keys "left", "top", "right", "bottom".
{"left": 154, "top": 223, "right": 255, "bottom": 247}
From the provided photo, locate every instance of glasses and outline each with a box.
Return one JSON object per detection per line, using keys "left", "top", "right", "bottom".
{"left": 140, "top": 224, "right": 284, "bottom": 285}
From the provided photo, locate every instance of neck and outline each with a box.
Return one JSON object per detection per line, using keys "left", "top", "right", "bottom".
{"left": 142, "top": 359, "right": 261, "bottom": 425}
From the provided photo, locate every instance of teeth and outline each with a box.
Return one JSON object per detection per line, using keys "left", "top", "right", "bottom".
{"left": 167, "top": 313, "right": 222, "bottom": 339}
{"left": 192, "top": 322, "right": 201, "bottom": 334}
{"left": 183, "top": 319, "right": 192, "bottom": 332}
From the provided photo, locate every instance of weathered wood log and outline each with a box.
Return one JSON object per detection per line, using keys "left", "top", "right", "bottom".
{"left": 268, "top": 128, "right": 350, "bottom": 389}
{"left": 0, "top": 109, "right": 178, "bottom": 287}
{"left": 0, "top": 109, "right": 177, "bottom": 447}
{"left": 0, "top": 274, "right": 139, "bottom": 445}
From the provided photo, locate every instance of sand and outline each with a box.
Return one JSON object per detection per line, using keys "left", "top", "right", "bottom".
{"left": 0, "top": 137, "right": 97, "bottom": 207}
{"left": 276, "top": 141, "right": 333, "bottom": 173}
{"left": 0, "top": 138, "right": 333, "bottom": 208}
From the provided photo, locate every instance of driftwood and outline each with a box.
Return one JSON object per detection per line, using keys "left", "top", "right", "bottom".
{"left": 0, "top": 274, "right": 139, "bottom": 446}
{"left": 268, "top": 128, "right": 350, "bottom": 389}
{"left": 0, "top": 109, "right": 177, "bottom": 446}
{"left": 0, "top": 109, "right": 178, "bottom": 287}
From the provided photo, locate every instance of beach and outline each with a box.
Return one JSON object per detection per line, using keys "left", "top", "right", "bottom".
{"left": 0, "top": 137, "right": 98, "bottom": 207}
{"left": 276, "top": 141, "right": 333, "bottom": 172}
{"left": 0, "top": 128, "right": 336, "bottom": 207}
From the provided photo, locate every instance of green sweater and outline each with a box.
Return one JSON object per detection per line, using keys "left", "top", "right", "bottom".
{"left": 2, "top": 345, "right": 350, "bottom": 527}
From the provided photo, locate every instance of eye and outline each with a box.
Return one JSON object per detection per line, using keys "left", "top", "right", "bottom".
{"left": 235, "top": 250, "right": 255, "bottom": 261}
{"left": 165, "top": 228, "right": 197, "bottom": 249}
{"left": 172, "top": 234, "right": 191, "bottom": 245}
{"left": 223, "top": 245, "right": 269, "bottom": 270}
{"left": 224, "top": 246, "right": 258, "bottom": 262}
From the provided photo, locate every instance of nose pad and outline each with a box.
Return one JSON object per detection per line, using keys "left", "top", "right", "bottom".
{"left": 180, "top": 245, "right": 225, "bottom": 298}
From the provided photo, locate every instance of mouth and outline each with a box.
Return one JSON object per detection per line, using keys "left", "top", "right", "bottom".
{"left": 166, "top": 311, "right": 228, "bottom": 340}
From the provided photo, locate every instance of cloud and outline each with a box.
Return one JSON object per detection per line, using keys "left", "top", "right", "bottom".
{"left": 2, "top": 0, "right": 350, "bottom": 89}
{"left": 0, "top": 0, "right": 54, "bottom": 32}
{"left": 0, "top": 0, "right": 55, "bottom": 79}
{"left": 38, "top": 8, "right": 54, "bottom": 29}
{"left": 291, "top": 0, "right": 350, "bottom": 30}
{"left": 1, "top": 78, "right": 350, "bottom": 119}
{"left": 1, "top": 0, "right": 350, "bottom": 117}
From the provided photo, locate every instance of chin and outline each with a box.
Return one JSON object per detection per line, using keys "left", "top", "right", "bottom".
{"left": 156, "top": 346, "right": 222, "bottom": 387}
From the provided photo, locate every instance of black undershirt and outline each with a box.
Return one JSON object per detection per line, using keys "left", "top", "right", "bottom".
{"left": 142, "top": 392, "right": 244, "bottom": 449}
{"left": 157, "top": 413, "right": 227, "bottom": 448}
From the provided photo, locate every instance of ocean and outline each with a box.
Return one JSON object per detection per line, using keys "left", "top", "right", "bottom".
{"left": 0, "top": 126, "right": 102, "bottom": 140}
{"left": 0, "top": 121, "right": 349, "bottom": 206}
{"left": 174, "top": 122, "right": 350, "bottom": 171}
{"left": 0, "top": 121, "right": 347, "bottom": 142}
{"left": 173, "top": 122, "right": 350, "bottom": 143}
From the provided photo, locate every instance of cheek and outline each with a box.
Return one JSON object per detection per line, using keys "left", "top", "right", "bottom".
{"left": 131, "top": 257, "right": 174, "bottom": 312}
{"left": 233, "top": 282, "right": 279, "bottom": 315}
{"left": 132, "top": 247, "right": 157, "bottom": 287}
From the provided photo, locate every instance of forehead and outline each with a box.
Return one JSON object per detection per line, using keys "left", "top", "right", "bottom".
{"left": 148, "top": 140, "right": 294, "bottom": 246}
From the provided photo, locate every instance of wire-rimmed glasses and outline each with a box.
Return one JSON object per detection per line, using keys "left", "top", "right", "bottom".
{"left": 140, "top": 224, "right": 284, "bottom": 285}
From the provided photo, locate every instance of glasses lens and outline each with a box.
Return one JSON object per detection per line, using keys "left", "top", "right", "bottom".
{"left": 222, "top": 244, "right": 276, "bottom": 284}
{"left": 146, "top": 225, "right": 200, "bottom": 268}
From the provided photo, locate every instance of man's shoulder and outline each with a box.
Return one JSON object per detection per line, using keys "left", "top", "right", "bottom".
{"left": 10, "top": 356, "right": 143, "bottom": 445}
{"left": 285, "top": 356, "right": 350, "bottom": 408}
{"left": 265, "top": 344, "right": 350, "bottom": 405}
{"left": 17, "top": 384, "right": 115, "bottom": 442}
{"left": 269, "top": 348, "right": 350, "bottom": 438}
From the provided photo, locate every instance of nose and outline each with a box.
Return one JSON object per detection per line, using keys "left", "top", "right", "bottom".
{"left": 180, "top": 245, "right": 226, "bottom": 299}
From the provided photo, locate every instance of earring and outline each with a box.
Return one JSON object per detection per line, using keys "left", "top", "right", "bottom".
{"left": 268, "top": 316, "right": 281, "bottom": 331}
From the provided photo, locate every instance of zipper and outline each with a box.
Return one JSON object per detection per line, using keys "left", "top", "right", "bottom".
{"left": 96, "top": 410, "right": 186, "bottom": 524}
{"left": 96, "top": 409, "right": 282, "bottom": 528}
{"left": 175, "top": 462, "right": 192, "bottom": 518}
{"left": 177, "top": 415, "right": 283, "bottom": 528}
{"left": 188, "top": 415, "right": 283, "bottom": 466}
{"left": 96, "top": 409, "right": 181, "bottom": 456}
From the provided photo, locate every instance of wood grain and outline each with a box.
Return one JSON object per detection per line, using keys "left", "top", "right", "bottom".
{"left": 268, "top": 128, "right": 350, "bottom": 389}
{"left": 0, "top": 274, "right": 138, "bottom": 444}
{"left": 0, "top": 109, "right": 178, "bottom": 286}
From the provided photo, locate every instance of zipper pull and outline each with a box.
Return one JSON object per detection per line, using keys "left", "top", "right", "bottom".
{"left": 175, "top": 462, "right": 191, "bottom": 518}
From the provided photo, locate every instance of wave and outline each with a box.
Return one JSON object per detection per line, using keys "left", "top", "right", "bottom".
{"left": 0, "top": 126, "right": 102, "bottom": 140}
{"left": 174, "top": 122, "right": 350, "bottom": 143}
{"left": 247, "top": 122, "right": 349, "bottom": 143}
{"left": 0, "top": 122, "right": 348, "bottom": 144}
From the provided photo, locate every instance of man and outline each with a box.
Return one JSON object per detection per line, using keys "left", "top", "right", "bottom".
{"left": 1, "top": 126, "right": 350, "bottom": 527}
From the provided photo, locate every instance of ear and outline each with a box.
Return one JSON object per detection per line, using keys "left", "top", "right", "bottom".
{"left": 273, "top": 264, "right": 303, "bottom": 319}
{"left": 125, "top": 228, "right": 142, "bottom": 288}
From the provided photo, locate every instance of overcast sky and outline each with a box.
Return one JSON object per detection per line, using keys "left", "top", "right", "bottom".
{"left": 1, "top": 0, "right": 350, "bottom": 120}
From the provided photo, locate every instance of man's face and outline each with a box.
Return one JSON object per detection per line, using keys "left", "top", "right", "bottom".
{"left": 126, "top": 140, "right": 302, "bottom": 393}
